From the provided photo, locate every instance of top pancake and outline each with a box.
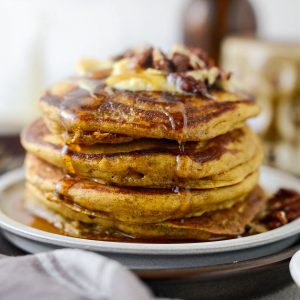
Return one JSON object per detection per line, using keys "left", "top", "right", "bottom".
{"left": 40, "top": 78, "right": 260, "bottom": 143}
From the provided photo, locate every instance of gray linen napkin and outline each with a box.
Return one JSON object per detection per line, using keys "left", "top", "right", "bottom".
{"left": 0, "top": 249, "right": 171, "bottom": 300}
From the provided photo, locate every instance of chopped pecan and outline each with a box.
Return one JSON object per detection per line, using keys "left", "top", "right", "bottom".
{"left": 172, "top": 53, "right": 191, "bottom": 72}
{"left": 275, "top": 188, "right": 299, "bottom": 198}
{"left": 131, "top": 47, "right": 153, "bottom": 69}
{"left": 109, "top": 45, "right": 231, "bottom": 96}
{"left": 152, "top": 48, "right": 174, "bottom": 72}
{"left": 170, "top": 46, "right": 210, "bottom": 70}
{"left": 168, "top": 73, "right": 208, "bottom": 96}
{"left": 261, "top": 188, "right": 300, "bottom": 229}
{"left": 190, "top": 48, "right": 214, "bottom": 67}
{"left": 271, "top": 211, "right": 288, "bottom": 225}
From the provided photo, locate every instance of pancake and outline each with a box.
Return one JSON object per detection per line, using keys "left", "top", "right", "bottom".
{"left": 22, "top": 119, "right": 263, "bottom": 188}
{"left": 25, "top": 154, "right": 260, "bottom": 223}
{"left": 40, "top": 78, "right": 260, "bottom": 143}
{"left": 43, "top": 114, "right": 136, "bottom": 145}
{"left": 25, "top": 186, "right": 266, "bottom": 241}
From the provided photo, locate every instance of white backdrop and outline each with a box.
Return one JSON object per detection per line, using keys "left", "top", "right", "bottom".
{"left": 0, "top": 0, "right": 299, "bottom": 132}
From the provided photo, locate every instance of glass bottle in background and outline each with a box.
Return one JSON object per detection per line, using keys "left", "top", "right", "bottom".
{"left": 183, "top": 0, "right": 257, "bottom": 63}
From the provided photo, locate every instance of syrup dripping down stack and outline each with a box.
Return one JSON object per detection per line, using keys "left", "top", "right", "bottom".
{"left": 21, "top": 46, "right": 266, "bottom": 241}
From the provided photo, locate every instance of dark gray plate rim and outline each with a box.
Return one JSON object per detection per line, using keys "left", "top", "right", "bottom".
{"left": 135, "top": 241, "right": 300, "bottom": 279}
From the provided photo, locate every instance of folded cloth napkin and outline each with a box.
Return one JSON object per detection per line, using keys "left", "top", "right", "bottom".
{"left": 0, "top": 249, "right": 172, "bottom": 300}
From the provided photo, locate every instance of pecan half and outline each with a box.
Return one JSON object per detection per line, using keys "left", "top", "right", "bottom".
{"left": 168, "top": 73, "right": 208, "bottom": 96}
{"left": 132, "top": 47, "right": 153, "bottom": 69}
{"left": 152, "top": 48, "right": 174, "bottom": 72}
{"left": 172, "top": 53, "right": 191, "bottom": 72}
{"left": 262, "top": 188, "right": 300, "bottom": 229}
{"left": 109, "top": 45, "right": 231, "bottom": 97}
{"left": 190, "top": 47, "right": 214, "bottom": 68}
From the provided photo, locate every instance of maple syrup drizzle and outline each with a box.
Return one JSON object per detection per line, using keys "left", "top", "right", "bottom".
{"left": 60, "top": 145, "right": 76, "bottom": 174}
{"left": 57, "top": 78, "right": 106, "bottom": 143}
{"left": 55, "top": 79, "right": 109, "bottom": 206}
{"left": 55, "top": 174, "right": 78, "bottom": 202}
{"left": 57, "top": 142, "right": 85, "bottom": 202}
{"left": 11, "top": 192, "right": 201, "bottom": 244}
{"left": 162, "top": 96, "right": 192, "bottom": 218}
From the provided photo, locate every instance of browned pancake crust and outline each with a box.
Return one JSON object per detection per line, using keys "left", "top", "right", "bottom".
{"left": 25, "top": 186, "right": 266, "bottom": 241}
{"left": 40, "top": 78, "right": 260, "bottom": 142}
{"left": 43, "top": 115, "right": 136, "bottom": 145}
{"left": 22, "top": 119, "right": 262, "bottom": 188}
{"left": 25, "top": 154, "right": 259, "bottom": 223}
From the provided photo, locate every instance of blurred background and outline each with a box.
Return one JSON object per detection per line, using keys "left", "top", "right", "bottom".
{"left": 0, "top": 0, "right": 299, "bottom": 175}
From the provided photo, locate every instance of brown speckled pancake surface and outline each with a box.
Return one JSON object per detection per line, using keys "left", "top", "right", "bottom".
{"left": 40, "top": 78, "right": 260, "bottom": 142}
{"left": 22, "top": 119, "right": 263, "bottom": 188}
{"left": 25, "top": 185, "right": 266, "bottom": 241}
{"left": 25, "top": 154, "right": 259, "bottom": 223}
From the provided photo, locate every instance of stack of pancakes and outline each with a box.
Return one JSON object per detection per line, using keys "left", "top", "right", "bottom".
{"left": 21, "top": 46, "right": 266, "bottom": 241}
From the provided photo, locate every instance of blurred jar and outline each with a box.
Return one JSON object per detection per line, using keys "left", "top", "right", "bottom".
{"left": 183, "top": 0, "right": 257, "bottom": 63}
{"left": 221, "top": 37, "right": 300, "bottom": 175}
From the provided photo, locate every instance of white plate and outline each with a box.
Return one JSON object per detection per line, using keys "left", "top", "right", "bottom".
{"left": 0, "top": 166, "right": 299, "bottom": 269}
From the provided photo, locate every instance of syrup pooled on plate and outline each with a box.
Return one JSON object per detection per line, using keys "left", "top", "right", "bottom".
{"left": 2, "top": 182, "right": 300, "bottom": 244}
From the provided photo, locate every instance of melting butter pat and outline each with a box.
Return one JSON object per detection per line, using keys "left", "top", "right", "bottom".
{"left": 105, "top": 59, "right": 180, "bottom": 93}
{"left": 104, "top": 58, "right": 227, "bottom": 94}
{"left": 106, "top": 74, "right": 179, "bottom": 93}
